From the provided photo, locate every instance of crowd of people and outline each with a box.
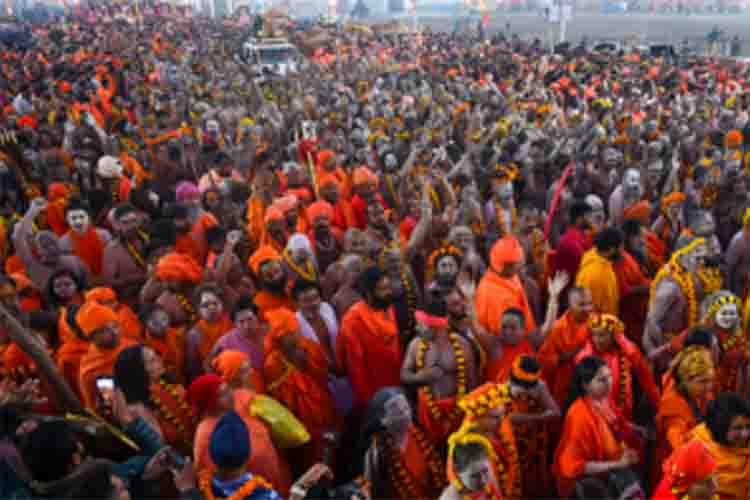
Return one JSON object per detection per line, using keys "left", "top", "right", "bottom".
{"left": 1, "top": 2, "right": 750, "bottom": 499}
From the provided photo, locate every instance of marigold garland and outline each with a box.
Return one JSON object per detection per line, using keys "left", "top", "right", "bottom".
{"left": 199, "top": 470, "right": 272, "bottom": 500}
{"left": 175, "top": 292, "right": 198, "bottom": 324}
{"left": 697, "top": 267, "right": 723, "bottom": 296}
{"left": 416, "top": 332, "right": 467, "bottom": 427}
{"left": 650, "top": 239, "right": 705, "bottom": 337}
{"left": 151, "top": 379, "right": 195, "bottom": 451}
{"left": 386, "top": 426, "right": 446, "bottom": 499}
{"left": 282, "top": 250, "right": 318, "bottom": 282}
{"left": 124, "top": 230, "right": 150, "bottom": 270}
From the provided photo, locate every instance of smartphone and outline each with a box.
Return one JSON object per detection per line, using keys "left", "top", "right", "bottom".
{"left": 96, "top": 376, "right": 115, "bottom": 407}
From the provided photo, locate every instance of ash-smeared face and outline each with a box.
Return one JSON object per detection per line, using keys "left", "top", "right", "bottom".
{"left": 66, "top": 209, "right": 90, "bottom": 235}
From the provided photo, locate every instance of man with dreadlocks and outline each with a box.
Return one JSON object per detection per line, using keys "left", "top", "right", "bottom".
{"left": 644, "top": 237, "right": 709, "bottom": 370}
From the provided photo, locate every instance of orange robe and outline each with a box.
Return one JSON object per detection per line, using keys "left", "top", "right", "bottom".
{"left": 614, "top": 251, "right": 651, "bottom": 345}
{"left": 576, "top": 336, "right": 660, "bottom": 420}
{"left": 264, "top": 337, "right": 339, "bottom": 466}
{"left": 79, "top": 340, "right": 135, "bottom": 409}
{"left": 116, "top": 304, "right": 143, "bottom": 342}
{"left": 246, "top": 196, "right": 268, "bottom": 248}
{"left": 654, "top": 386, "right": 707, "bottom": 485}
{"left": 253, "top": 291, "right": 294, "bottom": 322}
{"left": 486, "top": 339, "right": 534, "bottom": 383}
{"left": 1, "top": 341, "right": 37, "bottom": 380}
{"left": 176, "top": 212, "right": 218, "bottom": 264}
{"left": 508, "top": 394, "right": 553, "bottom": 498}
{"left": 692, "top": 423, "right": 750, "bottom": 498}
{"left": 337, "top": 301, "right": 402, "bottom": 412}
{"left": 67, "top": 227, "right": 105, "bottom": 276}
{"left": 234, "top": 389, "right": 293, "bottom": 496}
{"left": 553, "top": 397, "right": 629, "bottom": 498}
{"left": 192, "top": 316, "right": 233, "bottom": 363}
{"left": 194, "top": 397, "right": 292, "bottom": 496}
{"left": 475, "top": 271, "right": 536, "bottom": 335}
{"left": 575, "top": 249, "right": 619, "bottom": 316}
{"left": 55, "top": 306, "right": 90, "bottom": 399}
{"left": 382, "top": 425, "right": 447, "bottom": 499}
{"left": 538, "top": 311, "right": 591, "bottom": 406}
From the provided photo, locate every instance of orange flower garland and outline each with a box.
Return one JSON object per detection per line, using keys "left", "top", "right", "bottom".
{"left": 199, "top": 470, "right": 272, "bottom": 500}
{"left": 387, "top": 426, "right": 446, "bottom": 499}
{"left": 282, "top": 250, "right": 318, "bottom": 282}
{"left": 416, "top": 332, "right": 467, "bottom": 427}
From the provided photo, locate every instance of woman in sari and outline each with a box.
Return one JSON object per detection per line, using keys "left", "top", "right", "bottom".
{"left": 360, "top": 387, "right": 446, "bottom": 499}
{"left": 553, "top": 356, "right": 644, "bottom": 499}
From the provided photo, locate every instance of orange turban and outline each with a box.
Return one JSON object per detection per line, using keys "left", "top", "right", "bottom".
{"left": 726, "top": 129, "right": 743, "bottom": 149}
{"left": 661, "top": 192, "right": 687, "bottom": 210}
{"left": 265, "top": 308, "right": 300, "bottom": 351}
{"left": 317, "top": 149, "right": 336, "bottom": 169}
{"left": 17, "top": 116, "right": 37, "bottom": 130}
{"left": 307, "top": 201, "right": 334, "bottom": 223}
{"left": 264, "top": 206, "right": 285, "bottom": 225}
{"left": 660, "top": 440, "right": 717, "bottom": 494}
{"left": 318, "top": 173, "right": 339, "bottom": 189}
{"left": 489, "top": 235, "right": 524, "bottom": 271}
{"left": 287, "top": 188, "right": 312, "bottom": 204}
{"left": 212, "top": 350, "right": 249, "bottom": 384}
{"left": 352, "top": 166, "right": 378, "bottom": 187}
{"left": 273, "top": 195, "right": 298, "bottom": 214}
{"left": 76, "top": 302, "right": 118, "bottom": 338}
{"left": 248, "top": 246, "right": 280, "bottom": 275}
{"left": 85, "top": 287, "right": 118, "bottom": 304}
{"left": 155, "top": 253, "right": 203, "bottom": 284}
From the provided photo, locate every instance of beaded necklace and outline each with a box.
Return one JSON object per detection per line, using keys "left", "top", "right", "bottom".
{"left": 416, "top": 332, "right": 467, "bottom": 427}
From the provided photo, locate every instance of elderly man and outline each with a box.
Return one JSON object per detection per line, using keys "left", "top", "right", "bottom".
{"left": 643, "top": 236, "right": 709, "bottom": 369}
{"left": 609, "top": 168, "right": 649, "bottom": 226}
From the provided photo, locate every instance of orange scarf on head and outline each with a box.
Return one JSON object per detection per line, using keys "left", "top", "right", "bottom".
{"left": 68, "top": 227, "right": 105, "bottom": 276}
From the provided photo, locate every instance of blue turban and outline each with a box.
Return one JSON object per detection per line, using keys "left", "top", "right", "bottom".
{"left": 209, "top": 411, "right": 250, "bottom": 469}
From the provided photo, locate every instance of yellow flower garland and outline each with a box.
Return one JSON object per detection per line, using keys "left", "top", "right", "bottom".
{"left": 175, "top": 293, "right": 198, "bottom": 323}
{"left": 650, "top": 239, "right": 706, "bottom": 336}
{"left": 416, "top": 332, "right": 467, "bottom": 426}
{"left": 282, "top": 250, "right": 317, "bottom": 283}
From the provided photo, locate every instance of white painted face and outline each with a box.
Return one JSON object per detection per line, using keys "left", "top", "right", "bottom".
{"left": 66, "top": 209, "right": 90, "bottom": 235}
{"left": 458, "top": 456, "right": 493, "bottom": 493}
{"left": 715, "top": 302, "right": 739, "bottom": 330}
{"left": 623, "top": 169, "right": 642, "bottom": 192}
{"left": 206, "top": 120, "right": 220, "bottom": 133}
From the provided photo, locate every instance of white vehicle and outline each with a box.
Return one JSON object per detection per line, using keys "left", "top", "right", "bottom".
{"left": 241, "top": 38, "right": 299, "bottom": 76}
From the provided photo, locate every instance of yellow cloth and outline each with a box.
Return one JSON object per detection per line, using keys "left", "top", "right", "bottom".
{"left": 692, "top": 423, "right": 750, "bottom": 498}
{"left": 575, "top": 249, "right": 619, "bottom": 315}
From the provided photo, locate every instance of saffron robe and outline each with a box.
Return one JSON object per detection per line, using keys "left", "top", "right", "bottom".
{"left": 538, "top": 311, "right": 591, "bottom": 406}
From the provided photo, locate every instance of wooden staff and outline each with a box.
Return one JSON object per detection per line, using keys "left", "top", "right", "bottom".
{"left": 0, "top": 303, "right": 83, "bottom": 414}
